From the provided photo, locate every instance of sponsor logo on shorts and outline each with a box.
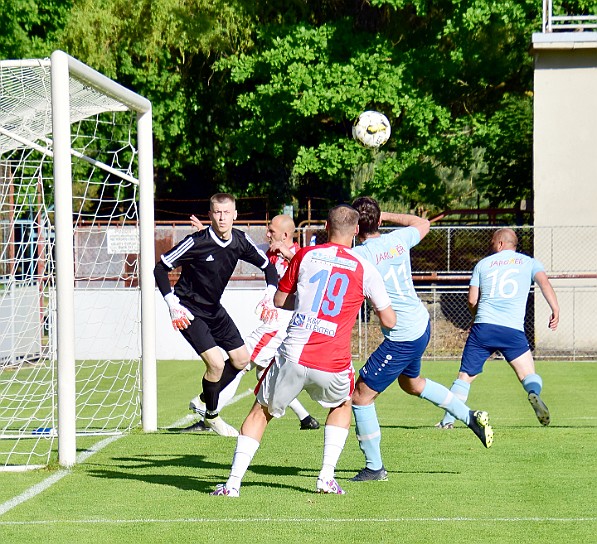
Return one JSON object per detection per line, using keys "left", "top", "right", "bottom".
{"left": 291, "top": 313, "right": 337, "bottom": 337}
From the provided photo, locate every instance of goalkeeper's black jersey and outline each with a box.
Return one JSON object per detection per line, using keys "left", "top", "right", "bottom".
{"left": 154, "top": 226, "right": 276, "bottom": 311}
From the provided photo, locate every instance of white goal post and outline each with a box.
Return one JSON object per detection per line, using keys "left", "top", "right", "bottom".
{"left": 0, "top": 50, "right": 156, "bottom": 469}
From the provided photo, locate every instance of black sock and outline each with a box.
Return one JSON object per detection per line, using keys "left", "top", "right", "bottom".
{"left": 219, "top": 358, "right": 244, "bottom": 391}
{"left": 202, "top": 377, "right": 219, "bottom": 418}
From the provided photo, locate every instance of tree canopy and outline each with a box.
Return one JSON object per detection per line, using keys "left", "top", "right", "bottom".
{"left": 3, "top": 0, "right": 593, "bottom": 220}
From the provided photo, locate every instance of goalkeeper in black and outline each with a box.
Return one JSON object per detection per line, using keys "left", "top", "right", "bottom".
{"left": 154, "top": 193, "right": 278, "bottom": 436}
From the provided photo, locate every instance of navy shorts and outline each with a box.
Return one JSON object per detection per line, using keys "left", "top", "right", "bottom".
{"left": 180, "top": 304, "right": 244, "bottom": 356}
{"left": 460, "top": 323, "right": 530, "bottom": 376}
{"left": 359, "top": 322, "right": 431, "bottom": 393}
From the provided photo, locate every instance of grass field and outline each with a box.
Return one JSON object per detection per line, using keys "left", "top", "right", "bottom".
{"left": 1, "top": 359, "right": 595, "bottom": 543}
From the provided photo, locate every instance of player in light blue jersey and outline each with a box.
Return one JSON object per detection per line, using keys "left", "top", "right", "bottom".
{"left": 349, "top": 197, "right": 493, "bottom": 482}
{"left": 437, "top": 228, "right": 559, "bottom": 429}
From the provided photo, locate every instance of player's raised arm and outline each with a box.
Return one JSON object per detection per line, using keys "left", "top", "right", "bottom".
{"left": 269, "top": 240, "right": 294, "bottom": 262}
{"left": 190, "top": 215, "right": 206, "bottom": 230}
{"left": 380, "top": 211, "right": 430, "bottom": 240}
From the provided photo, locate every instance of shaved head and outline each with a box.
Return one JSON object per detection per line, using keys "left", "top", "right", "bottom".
{"left": 271, "top": 214, "right": 295, "bottom": 235}
{"left": 493, "top": 228, "right": 518, "bottom": 248}
{"left": 266, "top": 214, "right": 296, "bottom": 249}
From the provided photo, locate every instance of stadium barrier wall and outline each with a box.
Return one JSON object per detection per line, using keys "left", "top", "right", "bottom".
{"left": 14, "top": 224, "right": 593, "bottom": 362}
{"left": 58, "top": 282, "right": 596, "bottom": 362}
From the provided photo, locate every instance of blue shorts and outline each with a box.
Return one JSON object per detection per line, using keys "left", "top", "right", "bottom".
{"left": 359, "top": 322, "right": 431, "bottom": 393}
{"left": 460, "top": 323, "right": 530, "bottom": 376}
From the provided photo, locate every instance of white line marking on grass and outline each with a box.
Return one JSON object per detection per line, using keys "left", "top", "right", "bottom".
{"left": 0, "top": 389, "right": 252, "bottom": 517}
{"left": 0, "top": 435, "right": 120, "bottom": 517}
{"left": 0, "top": 516, "right": 595, "bottom": 526}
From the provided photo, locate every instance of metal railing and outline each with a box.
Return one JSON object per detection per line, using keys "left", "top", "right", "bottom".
{"left": 352, "top": 285, "right": 597, "bottom": 361}
{"left": 150, "top": 222, "right": 597, "bottom": 360}
{"left": 543, "top": 0, "right": 597, "bottom": 32}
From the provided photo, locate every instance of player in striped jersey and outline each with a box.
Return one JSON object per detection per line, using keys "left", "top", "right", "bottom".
{"left": 211, "top": 204, "right": 396, "bottom": 497}
{"left": 154, "top": 193, "right": 278, "bottom": 437}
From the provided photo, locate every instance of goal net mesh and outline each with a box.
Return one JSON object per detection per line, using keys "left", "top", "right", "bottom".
{"left": 0, "top": 60, "right": 143, "bottom": 470}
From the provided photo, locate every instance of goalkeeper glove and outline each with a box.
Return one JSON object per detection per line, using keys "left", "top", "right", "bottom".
{"left": 164, "top": 292, "right": 194, "bottom": 331}
{"left": 255, "top": 285, "right": 278, "bottom": 324}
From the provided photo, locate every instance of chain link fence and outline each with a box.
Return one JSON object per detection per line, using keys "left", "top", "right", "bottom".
{"left": 153, "top": 223, "right": 597, "bottom": 361}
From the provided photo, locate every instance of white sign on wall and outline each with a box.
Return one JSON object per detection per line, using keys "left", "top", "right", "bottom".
{"left": 107, "top": 227, "right": 139, "bottom": 254}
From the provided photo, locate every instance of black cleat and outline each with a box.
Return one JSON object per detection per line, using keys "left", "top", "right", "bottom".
{"left": 350, "top": 466, "right": 388, "bottom": 482}
{"left": 528, "top": 392, "right": 551, "bottom": 426}
{"left": 467, "top": 410, "right": 493, "bottom": 448}
{"left": 177, "top": 420, "right": 213, "bottom": 433}
{"left": 300, "top": 415, "right": 320, "bottom": 430}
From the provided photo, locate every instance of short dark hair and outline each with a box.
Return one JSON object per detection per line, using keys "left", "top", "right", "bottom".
{"left": 327, "top": 204, "right": 359, "bottom": 235}
{"left": 352, "top": 196, "right": 380, "bottom": 237}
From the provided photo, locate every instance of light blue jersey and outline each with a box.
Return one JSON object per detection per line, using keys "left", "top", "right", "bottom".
{"left": 471, "top": 249, "right": 544, "bottom": 331}
{"left": 353, "top": 227, "right": 429, "bottom": 341}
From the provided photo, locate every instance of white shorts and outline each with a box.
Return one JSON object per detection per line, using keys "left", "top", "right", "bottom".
{"left": 244, "top": 308, "right": 293, "bottom": 368}
{"left": 255, "top": 352, "right": 355, "bottom": 418}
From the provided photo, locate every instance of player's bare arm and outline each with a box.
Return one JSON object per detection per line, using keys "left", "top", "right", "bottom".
{"left": 375, "top": 305, "right": 396, "bottom": 329}
{"left": 467, "top": 285, "right": 480, "bottom": 318}
{"left": 269, "top": 240, "right": 293, "bottom": 262}
{"left": 274, "top": 289, "right": 295, "bottom": 310}
{"left": 190, "top": 215, "right": 206, "bottom": 230}
{"left": 534, "top": 271, "right": 560, "bottom": 330}
{"left": 380, "top": 211, "right": 430, "bottom": 240}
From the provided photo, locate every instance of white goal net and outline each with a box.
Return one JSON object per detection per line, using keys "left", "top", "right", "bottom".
{"left": 0, "top": 51, "right": 155, "bottom": 470}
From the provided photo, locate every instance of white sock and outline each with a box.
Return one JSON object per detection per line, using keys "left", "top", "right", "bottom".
{"left": 226, "top": 434, "right": 260, "bottom": 490}
{"left": 318, "top": 425, "right": 349, "bottom": 481}
{"left": 288, "top": 398, "right": 309, "bottom": 420}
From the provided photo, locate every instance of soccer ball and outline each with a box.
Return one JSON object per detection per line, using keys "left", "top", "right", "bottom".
{"left": 352, "top": 111, "right": 391, "bottom": 148}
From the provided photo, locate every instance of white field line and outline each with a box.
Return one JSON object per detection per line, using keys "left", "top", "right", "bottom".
{"left": 0, "top": 517, "right": 595, "bottom": 526}
{"left": 0, "top": 389, "right": 253, "bottom": 518}
{"left": 0, "top": 435, "right": 121, "bottom": 516}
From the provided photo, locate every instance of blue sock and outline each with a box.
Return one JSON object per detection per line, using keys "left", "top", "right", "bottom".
{"left": 352, "top": 404, "right": 383, "bottom": 470}
{"left": 522, "top": 373, "right": 542, "bottom": 395}
{"left": 421, "top": 379, "right": 470, "bottom": 424}
{"left": 439, "top": 379, "right": 471, "bottom": 426}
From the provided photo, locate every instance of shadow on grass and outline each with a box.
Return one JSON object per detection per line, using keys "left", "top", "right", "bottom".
{"left": 84, "top": 441, "right": 318, "bottom": 494}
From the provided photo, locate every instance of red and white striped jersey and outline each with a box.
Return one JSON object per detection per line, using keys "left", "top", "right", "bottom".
{"left": 265, "top": 242, "right": 299, "bottom": 278}
{"left": 277, "top": 242, "right": 391, "bottom": 373}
